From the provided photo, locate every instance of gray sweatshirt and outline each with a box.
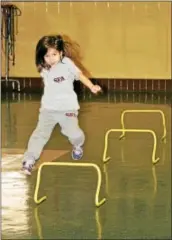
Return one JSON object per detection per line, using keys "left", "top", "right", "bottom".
{"left": 40, "top": 57, "right": 81, "bottom": 111}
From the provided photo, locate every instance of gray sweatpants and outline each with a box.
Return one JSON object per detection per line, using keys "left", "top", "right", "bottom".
{"left": 23, "top": 109, "right": 85, "bottom": 165}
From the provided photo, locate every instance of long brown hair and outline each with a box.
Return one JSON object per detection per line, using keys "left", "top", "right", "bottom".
{"left": 35, "top": 34, "right": 72, "bottom": 72}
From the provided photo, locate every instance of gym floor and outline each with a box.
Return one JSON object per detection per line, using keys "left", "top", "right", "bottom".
{"left": 1, "top": 92, "right": 171, "bottom": 239}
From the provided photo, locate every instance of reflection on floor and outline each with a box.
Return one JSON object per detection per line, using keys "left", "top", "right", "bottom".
{"left": 1, "top": 149, "right": 69, "bottom": 239}
{"left": 1, "top": 93, "right": 171, "bottom": 239}
{"left": 2, "top": 148, "right": 69, "bottom": 171}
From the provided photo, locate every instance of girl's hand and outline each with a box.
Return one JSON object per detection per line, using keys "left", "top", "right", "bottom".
{"left": 90, "top": 85, "right": 102, "bottom": 94}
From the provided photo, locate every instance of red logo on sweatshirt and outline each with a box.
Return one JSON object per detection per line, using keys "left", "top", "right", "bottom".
{"left": 65, "top": 113, "right": 77, "bottom": 117}
{"left": 54, "top": 76, "right": 65, "bottom": 83}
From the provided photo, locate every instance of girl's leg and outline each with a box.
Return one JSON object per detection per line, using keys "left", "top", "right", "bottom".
{"left": 22, "top": 109, "right": 57, "bottom": 174}
{"left": 59, "top": 111, "right": 85, "bottom": 160}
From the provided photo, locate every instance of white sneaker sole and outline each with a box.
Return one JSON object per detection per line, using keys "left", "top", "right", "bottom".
{"left": 22, "top": 168, "right": 31, "bottom": 176}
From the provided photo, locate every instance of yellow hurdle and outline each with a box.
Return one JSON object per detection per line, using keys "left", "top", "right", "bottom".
{"left": 119, "top": 110, "right": 166, "bottom": 141}
{"left": 103, "top": 129, "right": 159, "bottom": 164}
{"left": 34, "top": 162, "right": 106, "bottom": 207}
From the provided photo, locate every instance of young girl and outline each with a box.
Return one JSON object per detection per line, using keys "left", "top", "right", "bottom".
{"left": 22, "top": 35, "right": 101, "bottom": 175}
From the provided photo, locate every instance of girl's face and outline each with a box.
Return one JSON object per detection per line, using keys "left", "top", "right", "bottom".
{"left": 44, "top": 48, "right": 62, "bottom": 67}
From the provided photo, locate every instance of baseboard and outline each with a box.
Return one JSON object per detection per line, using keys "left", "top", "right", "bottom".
{"left": 1, "top": 77, "right": 172, "bottom": 93}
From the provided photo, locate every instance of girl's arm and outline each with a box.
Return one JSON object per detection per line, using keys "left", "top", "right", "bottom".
{"left": 79, "top": 72, "right": 102, "bottom": 94}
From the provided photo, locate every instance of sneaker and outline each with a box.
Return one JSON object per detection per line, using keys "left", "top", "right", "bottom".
{"left": 22, "top": 161, "right": 33, "bottom": 175}
{"left": 72, "top": 146, "right": 83, "bottom": 160}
